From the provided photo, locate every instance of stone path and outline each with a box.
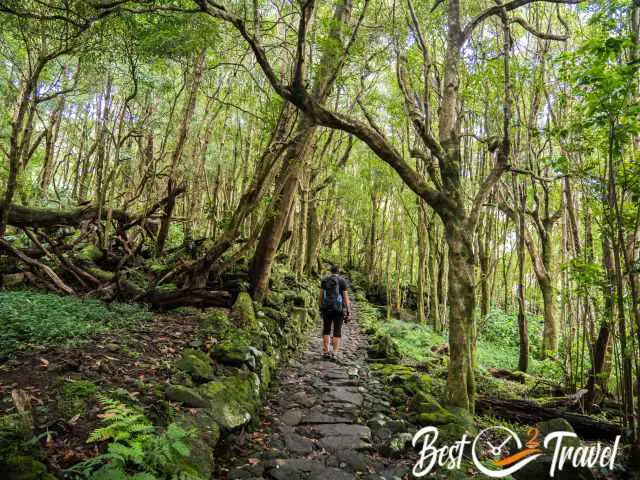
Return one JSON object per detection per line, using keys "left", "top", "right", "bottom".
{"left": 218, "top": 305, "right": 418, "bottom": 480}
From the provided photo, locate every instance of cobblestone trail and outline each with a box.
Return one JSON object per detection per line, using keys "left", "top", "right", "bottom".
{"left": 219, "top": 305, "right": 418, "bottom": 480}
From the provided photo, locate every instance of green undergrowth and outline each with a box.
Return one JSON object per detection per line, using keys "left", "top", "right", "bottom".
{"left": 0, "top": 290, "right": 151, "bottom": 357}
{"left": 372, "top": 310, "right": 563, "bottom": 384}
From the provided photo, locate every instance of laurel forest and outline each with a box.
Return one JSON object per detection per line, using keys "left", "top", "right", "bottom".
{"left": 0, "top": 1, "right": 639, "bottom": 479}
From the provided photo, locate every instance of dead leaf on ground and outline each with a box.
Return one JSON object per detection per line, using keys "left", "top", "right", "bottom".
{"left": 11, "top": 388, "right": 33, "bottom": 411}
{"left": 39, "top": 358, "right": 49, "bottom": 369}
{"left": 97, "top": 412, "right": 117, "bottom": 420}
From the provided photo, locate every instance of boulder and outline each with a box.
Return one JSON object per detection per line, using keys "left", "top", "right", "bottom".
{"left": 231, "top": 292, "right": 257, "bottom": 330}
{"left": 199, "top": 372, "right": 261, "bottom": 430}
{"left": 260, "top": 306, "right": 287, "bottom": 324}
{"left": 165, "top": 385, "right": 210, "bottom": 408}
{"left": 210, "top": 338, "right": 255, "bottom": 370}
{"left": 513, "top": 419, "right": 595, "bottom": 480}
{"left": 384, "top": 432, "right": 414, "bottom": 457}
{"left": 367, "top": 333, "right": 401, "bottom": 362}
{"left": 176, "top": 348, "right": 215, "bottom": 382}
{"left": 176, "top": 410, "right": 221, "bottom": 449}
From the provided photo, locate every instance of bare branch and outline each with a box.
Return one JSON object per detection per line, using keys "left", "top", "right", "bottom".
{"left": 510, "top": 16, "right": 568, "bottom": 41}
{"left": 463, "top": 0, "right": 586, "bottom": 40}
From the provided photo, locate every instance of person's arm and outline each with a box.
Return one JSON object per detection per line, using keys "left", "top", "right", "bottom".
{"left": 344, "top": 289, "right": 352, "bottom": 317}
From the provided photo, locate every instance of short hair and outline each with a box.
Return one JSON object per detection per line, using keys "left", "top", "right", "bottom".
{"left": 330, "top": 265, "right": 339, "bottom": 274}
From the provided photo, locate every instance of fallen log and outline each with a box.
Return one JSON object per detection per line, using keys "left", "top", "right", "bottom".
{"left": 144, "top": 288, "right": 233, "bottom": 311}
{"left": 487, "top": 368, "right": 527, "bottom": 384}
{"left": 0, "top": 203, "right": 132, "bottom": 229}
{"left": 476, "top": 396, "right": 622, "bottom": 441}
{"left": 0, "top": 188, "right": 185, "bottom": 231}
{"left": 0, "top": 239, "right": 74, "bottom": 294}
{"left": 98, "top": 278, "right": 234, "bottom": 310}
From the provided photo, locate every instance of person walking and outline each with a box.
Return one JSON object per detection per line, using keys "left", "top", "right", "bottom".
{"left": 319, "top": 265, "right": 352, "bottom": 360}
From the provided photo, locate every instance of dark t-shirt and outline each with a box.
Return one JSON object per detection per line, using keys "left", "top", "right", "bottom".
{"left": 321, "top": 274, "right": 348, "bottom": 293}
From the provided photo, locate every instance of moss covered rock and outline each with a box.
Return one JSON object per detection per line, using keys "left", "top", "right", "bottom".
{"left": 408, "top": 391, "right": 449, "bottom": 417}
{"left": 368, "top": 333, "right": 401, "bottom": 362}
{"left": 166, "top": 385, "right": 210, "bottom": 408}
{"left": 231, "top": 292, "right": 257, "bottom": 330}
{"left": 177, "top": 410, "right": 221, "bottom": 449}
{"left": 199, "top": 372, "right": 261, "bottom": 430}
{"left": 176, "top": 348, "right": 215, "bottom": 382}
{"left": 210, "top": 337, "right": 255, "bottom": 369}
{"left": 288, "top": 307, "right": 309, "bottom": 335}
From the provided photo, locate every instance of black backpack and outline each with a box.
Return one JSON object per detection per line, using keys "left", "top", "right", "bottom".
{"left": 322, "top": 275, "right": 344, "bottom": 314}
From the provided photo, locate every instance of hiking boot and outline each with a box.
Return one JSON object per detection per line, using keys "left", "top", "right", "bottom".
{"left": 322, "top": 351, "right": 331, "bottom": 360}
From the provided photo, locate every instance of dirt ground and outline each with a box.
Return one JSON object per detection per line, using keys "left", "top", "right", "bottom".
{"left": 0, "top": 312, "right": 203, "bottom": 474}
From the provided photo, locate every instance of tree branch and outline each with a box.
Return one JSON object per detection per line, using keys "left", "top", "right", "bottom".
{"left": 463, "top": 0, "right": 585, "bottom": 40}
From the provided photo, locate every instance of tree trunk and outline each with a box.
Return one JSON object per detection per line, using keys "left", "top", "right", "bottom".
{"left": 250, "top": 0, "right": 353, "bottom": 299}
{"left": 515, "top": 182, "right": 529, "bottom": 373}
{"left": 444, "top": 219, "right": 476, "bottom": 411}
{"left": 156, "top": 49, "right": 206, "bottom": 255}
{"left": 416, "top": 199, "right": 428, "bottom": 323}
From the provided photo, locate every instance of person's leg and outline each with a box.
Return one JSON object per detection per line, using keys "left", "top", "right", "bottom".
{"left": 332, "top": 315, "right": 344, "bottom": 354}
{"left": 322, "top": 314, "right": 332, "bottom": 353}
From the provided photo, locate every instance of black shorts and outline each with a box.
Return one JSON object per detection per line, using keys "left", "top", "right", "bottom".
{"left": 322, "top": 311, "right": 344, "bottom": 338}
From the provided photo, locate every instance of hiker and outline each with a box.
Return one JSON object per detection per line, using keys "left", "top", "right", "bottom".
{"left": 319, "top": 265, "right": 352, "bottom": 359}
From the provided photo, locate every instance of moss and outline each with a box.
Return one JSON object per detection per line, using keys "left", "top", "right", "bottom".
{"left": 1, "top": 455, "right": 56, "bottom": 480}
{"left": 260, "top": 306, "right": 287, "bottom": 324}
{"left": 408, "top": 391, "right": 446, "bottom": 415}
{"left": 200, "top": 309, "right": 232, "bottom": 336}
{"left": 368, "top": 333, "right": 402, "bottom": 362}
{"left": 56, "top": 379, "right": 97, "bottom": 418}
{"left": 86, "top": 267, "right": 114, "bottom": 281}
{"left": 78, "top": 244, "right": 103, "bottom": 262}
{"left": 176, "top": 348, "right": 215, "bottom": 382}
{"left": 412, "top": 411, "right": 458, "bottom": 426}
{"left": 257, "top": 353, "right": 276, "bottom": 389}
{"left": 63, "top": 379, "right": 97, "bottom": 398}
{"left": 210, "top": 337, "right": 254, "bottom": 369}
{"left": 369, "top": 363, "right": 426, "bottom": 394}
{"left": 264, "top": 291, "right": 285, "bottom": 308}
{"left": 156, "top": 283, "right": 178, "bottom": 293}
{"left": 176, "top": 410, "right": 221, "bottom": 449}
{"left": 231, "top": 292, "right": 257, "bottom": 330}
{"left": 0, "top": 412, "right": 33, "bottom": 446}
{"left": 166, "top": 385, "right": 210, "bottom": 408}
{"left": 288, "top": 307, "right": 309, "bottom": 334}
{"left": 199, "top": 372, "right": 261, "bottom": 430}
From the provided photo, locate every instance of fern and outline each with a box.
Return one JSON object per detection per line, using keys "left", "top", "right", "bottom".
{"left": 87, "top": 394, "right": 154, "bottom": 445}
{"left": 73, "top": 394, "right": 203, "bottom": 480}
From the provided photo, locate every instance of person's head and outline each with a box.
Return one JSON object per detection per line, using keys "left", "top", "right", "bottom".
{"left": 330, "top": 265, "right": 339, "bottom": 274}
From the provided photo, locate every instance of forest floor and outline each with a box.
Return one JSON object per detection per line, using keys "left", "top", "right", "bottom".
{"left": 0, "top": 294, "right": 203, "bottom": 473}
{"left": 216, "top": 303, "right": 419, "bottom": 480}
